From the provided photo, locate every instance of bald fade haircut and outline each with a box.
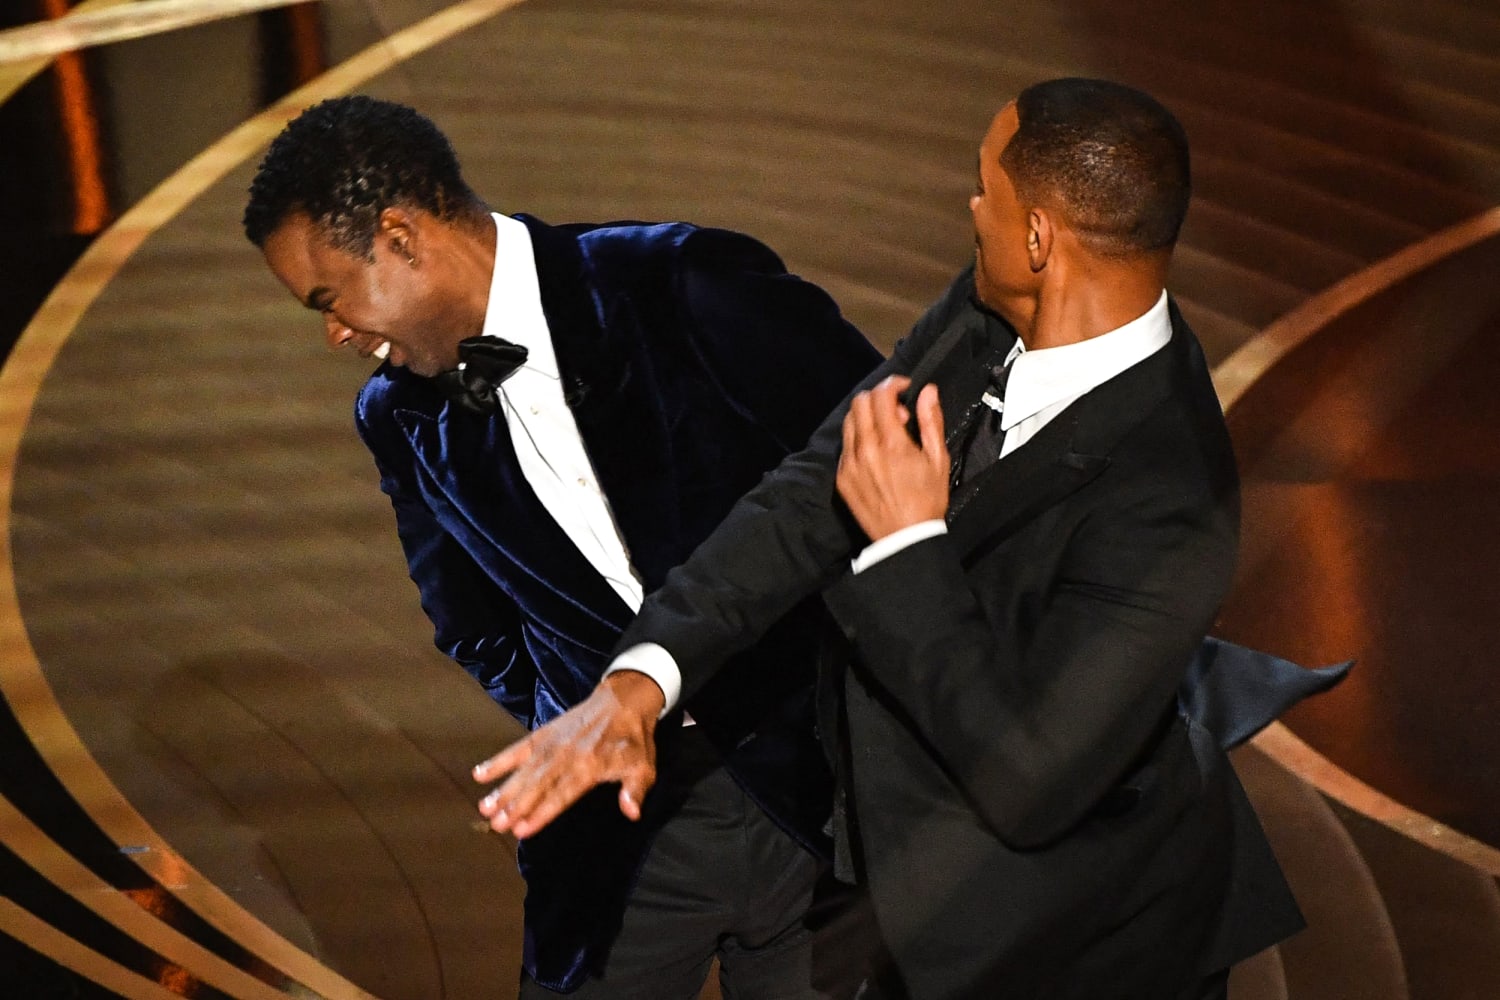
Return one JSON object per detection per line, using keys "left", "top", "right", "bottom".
{"left": 1002, "top": 78, "right": 1191, "bottom": 258}
{"left": 243, "top": 95, "right": 487, "bottom": 257}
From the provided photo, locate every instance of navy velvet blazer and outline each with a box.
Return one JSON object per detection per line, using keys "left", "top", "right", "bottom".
{"left": 353, "top": 215, "right": 880, "bottom": 990}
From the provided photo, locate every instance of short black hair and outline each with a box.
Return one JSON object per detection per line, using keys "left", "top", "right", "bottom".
{"left": 1002, "top": 78, "right": 1191, "bottom": 257}
{"left": 243, "top": 95, "right": 484, "bottom": 255}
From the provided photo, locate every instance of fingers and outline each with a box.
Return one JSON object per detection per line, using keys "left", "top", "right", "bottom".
{"left": 478, "top": 749, "right": 580, "bottom": 837}
{"left": 472, "top": 688, "right": 661, "bottom": 838}
{"left": 487, "top": 755, "right": 658, "bottom": 838}
{"left": 472, "top": 737, "right": 532, "bottom": 784}
{"left": 867, "top": 377, "right": 911, "bottom": 442}
{"left": 915, "top": 383, "right": 948, "bottom": 469}
{"left": 844, "top": 376, "right": 916, "bottom": 452}
{"left": 492, "top": 763, "right": 584, "bottom": 838}
{"left": 618, "top": 760, "right": 657, "bottom": 821}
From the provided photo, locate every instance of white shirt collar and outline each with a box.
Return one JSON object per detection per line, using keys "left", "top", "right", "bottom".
{"left": 481, "top": 212, "right": 559, "bottom": 381}
{"left": 1001, "top": 290, "right": 1172, "bottom": 430}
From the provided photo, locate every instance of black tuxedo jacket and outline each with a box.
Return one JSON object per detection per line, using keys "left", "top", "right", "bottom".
{"left": 353, "top": 215, "right": 880, "bottom": 990}
{"left": 620, "top": 267, "right": 1306, "bottom": 998}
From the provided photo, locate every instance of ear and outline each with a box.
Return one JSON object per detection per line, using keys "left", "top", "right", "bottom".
{"left": 1027, "top": 209, "right": 1052, "bottom": 272}
{"left": 377, "top": 206, "right": 419, "bottom": 265}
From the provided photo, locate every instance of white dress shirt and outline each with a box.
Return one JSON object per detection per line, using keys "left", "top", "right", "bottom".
{"left": 484, "top": 213, "right": 645, "bottom": 613}
{"left": 620, "top": 290, "right": 1175, "bottom": 712}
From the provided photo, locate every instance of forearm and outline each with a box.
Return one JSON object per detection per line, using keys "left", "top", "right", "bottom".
{"left": 614, "top": 269, "right": 972, "bottom": 703}
{"left": 615, "top": 401, "right": 869, "bottom": 704}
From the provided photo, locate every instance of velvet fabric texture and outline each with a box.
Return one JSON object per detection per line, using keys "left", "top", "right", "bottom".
{"left": 354, "top": 216, "right": 881, "bottom": 990}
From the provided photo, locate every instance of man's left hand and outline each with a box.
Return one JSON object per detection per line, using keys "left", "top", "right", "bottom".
{"left": 837, "top": 376, "right": 949, "bottom": 540}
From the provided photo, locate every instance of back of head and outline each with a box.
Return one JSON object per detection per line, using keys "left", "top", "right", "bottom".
{"left": 1002, "top": 78, "right": 1191, "bottom": 259}
{"left": 243, "top": 95, "right": 481, "bottom": 256}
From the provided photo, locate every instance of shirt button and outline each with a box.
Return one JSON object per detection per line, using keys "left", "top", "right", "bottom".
{"left": 530, "top": 405, "right": 540, "bottom": 415}
{"left": 577, "top": 477, "right": 588, "bottom": 487}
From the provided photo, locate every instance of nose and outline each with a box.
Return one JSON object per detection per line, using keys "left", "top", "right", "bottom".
{"left": 322, "top": 311, "right": 354, "bottom": 349}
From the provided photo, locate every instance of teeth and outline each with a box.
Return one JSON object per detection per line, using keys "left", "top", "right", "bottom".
{"left": 373, "top": 341, "right": 391, "bottom": 360}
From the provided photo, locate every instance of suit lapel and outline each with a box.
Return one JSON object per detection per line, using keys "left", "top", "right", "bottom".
{"left": 392, "top": 399, "right": 636, "bottom": 645}
{"left": 909, "top": 297, "right": 1015, "bottom": 454}
{"left": 946, "top": 413, "right": 1107, "bottom": 561}
{"left": 944, "top": 304, "right": 1192, "bottom": 562}
{"left": 519, "top": 215, "right": 686, "bottom": 591}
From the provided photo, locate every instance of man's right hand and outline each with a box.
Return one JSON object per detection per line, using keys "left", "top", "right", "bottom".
{"left": 473, "top": 670, "right": 665, "bottom": 838}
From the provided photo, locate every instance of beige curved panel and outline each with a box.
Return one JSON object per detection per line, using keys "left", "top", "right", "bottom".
{"left": 1221, "top": 205, "right": 1500, "bottom": 878}
{"left": 0, "top": 0, "right": 529, "bottom": 996}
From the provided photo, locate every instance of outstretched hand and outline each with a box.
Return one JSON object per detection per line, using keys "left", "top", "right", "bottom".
{"left": 837, "top": 376, "right": 949, "bottom": 540}
{"left": 473, "top": 671, "right": 665, "bottom": 839}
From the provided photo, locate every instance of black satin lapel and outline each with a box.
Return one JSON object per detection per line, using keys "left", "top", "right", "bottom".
{"left": 393, "top": 403, "right": 636, "bottom": 641}
{"left": 518, "top": 215, "right": 683, "bottom": 589}
{"left": 916, "top": 310, "right": 1005, "bottom": 451}
{"left": 947, "top": 411, "right": 1108, "bottom": 562}
{"left": 515, "top": 214, "right": 614, "bottom": 401}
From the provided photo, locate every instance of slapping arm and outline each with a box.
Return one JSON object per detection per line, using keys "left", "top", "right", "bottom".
{"left": 624, "top": 256, "right": 977, "bottom": 700}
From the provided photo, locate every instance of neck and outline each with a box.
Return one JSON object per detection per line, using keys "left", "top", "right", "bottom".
{"left": 440, "top": 210, "right": 500, "bottom": 338}
{"left": 1017, "top": 250, "right": 1168, "bottom": 351}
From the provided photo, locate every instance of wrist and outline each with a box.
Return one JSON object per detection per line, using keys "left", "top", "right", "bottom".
{"left": 602, "top": 670, "right": 666, "bottom": 724}
{"left": 851, "top": 519, "right": 948, "bottom": 574}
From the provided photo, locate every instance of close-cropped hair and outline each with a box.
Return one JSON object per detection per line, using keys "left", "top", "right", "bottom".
{"left": 1003, "top": 78, "right": 1191, "bottom": 258}
{"left": 243, "top": 95, "right": 482, "bottom": 256}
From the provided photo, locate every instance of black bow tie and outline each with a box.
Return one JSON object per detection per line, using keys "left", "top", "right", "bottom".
{"left": 432, "top": 336, "right": 529, "bottom": 415}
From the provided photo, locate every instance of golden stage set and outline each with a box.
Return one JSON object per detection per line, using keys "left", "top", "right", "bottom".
{"left": 1, "top": 1, "right": 1498, "bottom": 997}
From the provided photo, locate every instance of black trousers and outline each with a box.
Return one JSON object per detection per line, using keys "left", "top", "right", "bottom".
{"left": 519, "top": 729, "right": 875, "bottom": 999}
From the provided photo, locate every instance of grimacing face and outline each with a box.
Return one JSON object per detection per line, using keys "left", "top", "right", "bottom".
{"left": 968, "top": 102, "right": 1033, "bottom": 324}
{"left": 261, "top": 211, "right": 465, "bottom": 378}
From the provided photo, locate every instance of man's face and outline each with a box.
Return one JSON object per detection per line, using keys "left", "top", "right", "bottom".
{"left": 261, "top": 211, "right": 463, "bottom": 377}
{"left": 968, "top": 102, "right": 1032, "bottom": 323}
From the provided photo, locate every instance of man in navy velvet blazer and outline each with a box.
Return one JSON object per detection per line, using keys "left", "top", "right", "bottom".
{"left": 244, "top": 96, "right": 881, "bottom": 998}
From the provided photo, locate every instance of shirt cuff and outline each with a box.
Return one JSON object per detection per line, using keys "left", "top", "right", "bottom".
{"left": 603, "top": 643, "right": 682, "bottom": 718}
{"left": 850, "top": 520, "right": 948, "bottom": 574}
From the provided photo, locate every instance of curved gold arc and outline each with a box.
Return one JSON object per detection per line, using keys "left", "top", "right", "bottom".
{"left": 1220, "top": 205, "right": 1500, "bottom": 878}
{"left": 0, "top": 0, "right": 319, "bottom": 66}
{"left": 0, "top": 792, "right": 291, "bottom": 1000}
{"left": 0, "top": 898, "right": 185, "bottom": 1000}
{"left": 1213, "top": 206, "right": 1500, "bottom": 410}
{"left": 1250, "top": 722, "right": 1500, "bottom": 877}
{"left": 0, "top": 0, "right": 529, "bottom": 996}
{"left": 0, "top": 0, "right": 130, "bottom": 107}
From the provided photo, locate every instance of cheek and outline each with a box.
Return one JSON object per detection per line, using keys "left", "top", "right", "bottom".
{"left": 352, "top": 276, "right": 416, "bottom": 336}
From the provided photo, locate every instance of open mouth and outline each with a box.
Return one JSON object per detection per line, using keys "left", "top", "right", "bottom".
{"left": 372, "top": 341, "right": 391, "bottom": 360}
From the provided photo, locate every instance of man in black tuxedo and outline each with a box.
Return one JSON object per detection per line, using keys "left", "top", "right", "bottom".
{"left": 477, "top": 79, "right": 1311, "bottom": 998}
{"left": 244, "top": 96, "right": 883, "bottom": 997}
